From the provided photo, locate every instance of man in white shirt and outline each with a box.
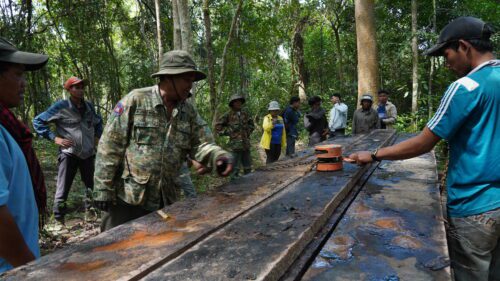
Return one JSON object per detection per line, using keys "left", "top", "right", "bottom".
{"left": 328, "top": 94, "right": 348, "bottom": 138}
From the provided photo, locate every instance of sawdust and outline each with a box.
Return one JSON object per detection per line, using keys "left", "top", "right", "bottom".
{"left": 92, "top": 231, "right": 183, "bottom": 252}
{"left": 59, "top": 260, "right": 108, "bottom": 272}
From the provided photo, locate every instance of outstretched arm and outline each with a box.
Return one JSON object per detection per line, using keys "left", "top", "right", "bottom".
{"left": 349, "top": 127, "right": 441, "bottom": 164}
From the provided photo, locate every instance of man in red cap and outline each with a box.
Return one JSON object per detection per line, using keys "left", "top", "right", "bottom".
{"left": 0, "top": 37, "right": 48, "bottom": 273}
{"left": 33, "top": 76, "right": 103, "bottom": 224}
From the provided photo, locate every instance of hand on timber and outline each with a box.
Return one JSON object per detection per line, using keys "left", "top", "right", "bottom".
{"left": 54, "top": 137, "right": 74, "bottom": 148}
{"left": 94, "top": 200, "right": 111, "bottom": 212}
{"left": 348, "top": 151, "right": 373, "bottom": 165}
{"left": 216, "top": 156, "right": 233, "bottom": 177}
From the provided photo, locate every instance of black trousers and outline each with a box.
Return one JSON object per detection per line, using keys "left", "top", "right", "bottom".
{"left": 265, "top": 144, "right": 281, "bottom": 164}
{"left": 53, "top": 153, "right": 95, "bottom": 219}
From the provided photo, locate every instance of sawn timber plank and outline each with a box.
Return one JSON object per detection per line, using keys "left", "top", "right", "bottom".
{"left": 302, "top": 135, "right": 451, "bottom": 281}
{"left": 2, "top": 133, "right": 368, "bottom": 281}
{"left": 142, "top": 130, "right": 396, "bottom": 281}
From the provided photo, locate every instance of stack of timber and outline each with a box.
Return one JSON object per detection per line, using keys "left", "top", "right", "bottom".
{"left": 1, "top": 130, "right": 448, "bottom": 280}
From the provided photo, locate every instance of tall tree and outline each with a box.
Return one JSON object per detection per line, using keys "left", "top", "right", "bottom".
{"left": 172, "top": 0, "right": 192, "bottom": 53}
{"left": 411, "top": 0, "right": 419, "bottom": 113}
{"left": 290, "top": 0, "right": 309, "bottom": 102}
{"left": 155, "top": 0, "right": 163, "bottom": 64}
{"left": 172, "top": 0, "right": 182, "bottom": 49}
{"left": 427, "top": 0, "right": 436, "bottom": 118}
{"left": 203, "top": 0, "right": 216, "bottom": 123}
{"left": 355, "top": 0, "right": 379, "bottom": 106}
{"left": 212, "top": 0, "right": 244, "bottom": 127}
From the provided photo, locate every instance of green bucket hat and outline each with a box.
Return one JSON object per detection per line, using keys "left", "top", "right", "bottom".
{"left": 151, "top": 50, "right": 206, "bottom": 81}
{"left": 0, "top": 37, "right": 48, "bottom": 71}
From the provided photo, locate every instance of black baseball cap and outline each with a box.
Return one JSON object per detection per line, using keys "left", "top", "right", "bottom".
{"left": 424, "top": 17, "right": 493, "bottom": 56}
{"left": 0, "top": 37, "right": 49, "bottom": 71}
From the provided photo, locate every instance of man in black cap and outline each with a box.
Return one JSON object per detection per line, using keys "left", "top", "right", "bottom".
{"left": 94, "top": 50, "right": 233, "bottom": 231}
{"left": 349, "top": 17, "right": 499, "bottom": 281}
{"left": 0, "top": 37, "right": 48, "bottom": 273}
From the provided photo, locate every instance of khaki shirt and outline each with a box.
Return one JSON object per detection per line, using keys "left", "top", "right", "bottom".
{"left": 352, "top": 108, "right": 380, "bottom": 135}
{"left": 94, "top": 85, "right": 229, "bottom": 210}
{"left": 375, "top": 101, "right": 397, "bottom": 129}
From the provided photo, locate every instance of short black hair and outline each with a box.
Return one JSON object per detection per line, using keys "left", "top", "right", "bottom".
{"left": 378, "top": 89, "right": 389, "bottom": 96}
{"left": 308, "top": 96, "right": 322, "bottom": 106}
{"left": 331, "top": 93, "right": 342, "bottom": 100}
{"left": 289, "top": 96, "right": 300, "bottom": 105}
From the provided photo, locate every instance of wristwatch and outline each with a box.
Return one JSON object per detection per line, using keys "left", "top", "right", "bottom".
{"left": 371, "top": 148, "right": 380, "bottom": 162}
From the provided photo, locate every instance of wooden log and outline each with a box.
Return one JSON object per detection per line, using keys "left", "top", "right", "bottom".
{"left": 142, "top": 130, "right": 396, "bottom": 280}
{"left": 2, "top": 133, "right": 368, "bottom": 281}
{"left": 278, "top": 159, "right": 382, "bottom": 281}
{"left": 302, "top": 135, "right": 451, "bottom": 280}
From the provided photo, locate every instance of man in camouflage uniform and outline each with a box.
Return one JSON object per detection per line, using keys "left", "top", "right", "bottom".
{"left": 93, "top": 50, "right": 233, "bottom": 231}
{"left": 216, "top": 94, "right": 254, "bottom": 179}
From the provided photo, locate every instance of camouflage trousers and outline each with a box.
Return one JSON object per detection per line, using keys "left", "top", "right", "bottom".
{"left": 174, "top": 163, "right": 197, "bottom": 198}
{"left": 231, "top": 149, "right": 252, "bottom": 179}
{"left": 100, "top": 199, "right": 152, "bottom": 232}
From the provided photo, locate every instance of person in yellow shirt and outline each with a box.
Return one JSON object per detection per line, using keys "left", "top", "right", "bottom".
{"left": 260, "top": 101, "right": 286, "bottom": 164}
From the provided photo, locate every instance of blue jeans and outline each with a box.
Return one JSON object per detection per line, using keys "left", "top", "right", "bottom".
{"left": 286, "top": 135, "right": 296, "bottom": 156}
{"left": 448, "top": 208, "right": 500, "bottom": 281}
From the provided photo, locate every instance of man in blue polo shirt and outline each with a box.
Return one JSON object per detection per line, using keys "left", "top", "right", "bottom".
{"left": 349, "top": 17, "right": 499, "bottom": 281}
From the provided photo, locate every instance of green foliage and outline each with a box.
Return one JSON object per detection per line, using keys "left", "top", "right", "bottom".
{"left": 1, "top": 0, "right": 498, "bottom": 198}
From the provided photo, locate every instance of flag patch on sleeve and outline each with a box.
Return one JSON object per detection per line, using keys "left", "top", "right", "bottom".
{"left": 113, "top": 102, "right": 124, "bottom": 116}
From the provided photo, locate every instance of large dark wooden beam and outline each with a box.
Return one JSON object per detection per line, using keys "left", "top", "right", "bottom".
{"left": 142, "top": 130, "right": 396, "bottom": 280}
{"left": 302, "top": 135, "right": 451, "bottom": 280}
{"left": 2, "top": 132, "right": 371, "bottom": 281}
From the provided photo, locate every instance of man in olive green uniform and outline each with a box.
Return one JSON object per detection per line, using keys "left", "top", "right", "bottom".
{"left": 94, "top": 50, "right": 233, "bottom": 231}
{"left": 216, "top": 95, "right": 254, "bottom": 179}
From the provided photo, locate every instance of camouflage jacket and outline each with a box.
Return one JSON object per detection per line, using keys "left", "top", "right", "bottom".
{"left": 94, "top": 85, "right": 229, "bottom": 210}
{"left": 215, "top": 109, "right": 254, "bottom": 151}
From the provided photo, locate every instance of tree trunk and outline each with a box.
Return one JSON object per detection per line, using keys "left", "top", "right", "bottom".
{"left": 177, "top": 0, "right": 192, "bottom": 54}
{"left": 212, "top": 0, "right": 243, "bottom": 127}
{"left": 411, "top": 0, "right": 419, "bottom": 113}
{"left": 172, "top": 0, "right": 182, "bottom": 49}
{"left": 202, "top": 0, "right": 217, "bottom": 126}
{"left": 428, "top": 0, "right": 436, "bottom": 119}
{"left": 355, "top": 0, "right": 379, "bottom": 106}
{"left": 292, "top": 16, "right": 309, "bottom": 103}
{"left": 155, "top": 0, "right": 163, "bottom": 65}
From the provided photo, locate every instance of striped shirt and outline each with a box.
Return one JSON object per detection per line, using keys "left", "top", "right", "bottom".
{"left": 427, "top": 59, "right": 500, "bottom": 217}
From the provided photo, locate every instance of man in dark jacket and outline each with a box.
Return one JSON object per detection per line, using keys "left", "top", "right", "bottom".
{"left": 282, "top": 96, "right": 301, "bottom": 157}
{"left": 304, "top": 96, "right": 328, "bottom": 146}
